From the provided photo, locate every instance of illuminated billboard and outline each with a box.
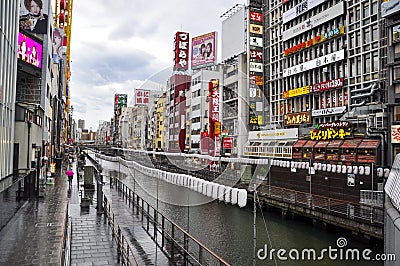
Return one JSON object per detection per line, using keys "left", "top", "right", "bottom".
{"left": 19, "top": 0, "right": 49, "bottom": 34}
{"left": 17, "top": 32, "right": 43, "bottom": 69}
{"left": 191, "top": 32, "right": 217, "bottom": 69}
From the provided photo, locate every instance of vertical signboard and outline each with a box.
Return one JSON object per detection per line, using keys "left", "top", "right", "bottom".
{"left": 191, "top": 31, "right": 217, "bottom": 69}
{"left": 174, "top": 32, "right": 189, "bottom": 71}
{"left": 248, "top": 1, "right": 264, "bottom": 129}
{"left": 52, "top": 27, "right": 64, "bottom": 63}
{"left": 114, "top": 94, "right": 128, "bottom": 110}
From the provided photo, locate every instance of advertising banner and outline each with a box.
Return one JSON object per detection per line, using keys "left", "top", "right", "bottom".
{"left": 52, "top": 27, "right": 64, "bottom": 63}
{"left": 135, "top": 89, "right": 149, "bottom": 105}
{"left": 282, "top": 2, "right": 344, "bottom": 41}
{"left": 249, "top": 36, "right": 263, "bottom": 47}
{"left": 17, "top": 32, "right": 43, "bottom": 68}
{"left": 223, "top": 137, "right": 234, "bottom": 149}
{"left": 249, "top": 24, "right": 263, "bottom": 35}
{"left": 311, "top": 78, "right": 344, "bottom": 92}
{"left": 19, "top": 0, "right": 49, "bottom": 34}
{"left": 391, "top": 125, "right": 400, "bottom": 144}
{"left": 209, "top": 79, "right": 220, "bottom": 139}
{"left": 283, "top": 0, "right": 328, "bottom": 24}
{"left": 312, "top": 106, "right": 346, "bottom": 117}
{"left": 250, "top": 11, "right": 263, "bottom": 22}
{"left": 283, "top": 86, "right": 310, "bottom": 99}
{"left": 248, "top": 128, "right": 299, "bottom": 140}
{"left": 284, "top": 112, "right": 311, "bottom": 126}
{"left": 114, "top": 94, "right": 128, "bottom": 110}
{"left": 250, "top": 62, "right": 263, "bottom": 72}
{"left": 191, "top": 32, "right": 217, "bottom": 69}
{"left": 284, "top": 26, "right": 344, "bottom": 56}
{"left": 283, "top": 49, "right": 345, "bottom": 77}
{"left": 174, "top": 32, "right": 189, "bottom": 71}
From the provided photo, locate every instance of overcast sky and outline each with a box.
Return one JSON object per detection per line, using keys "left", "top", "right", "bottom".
{"left": 69, "top": 0, "right": 243, "bottom": 130}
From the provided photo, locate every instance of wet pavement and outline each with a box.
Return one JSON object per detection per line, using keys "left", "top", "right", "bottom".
{"left": 0, "top": 157, "right": 171, "bottom": 266}
{"left": 0, "top": 170, "right": 69, "bottom": 265}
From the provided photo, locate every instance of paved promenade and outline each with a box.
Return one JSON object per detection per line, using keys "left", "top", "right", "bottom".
{"left": 0, "top": 158, "right": 171, "bottom": 265}
{"left": 0, "top": 170, "right": 69, "bottom": 265}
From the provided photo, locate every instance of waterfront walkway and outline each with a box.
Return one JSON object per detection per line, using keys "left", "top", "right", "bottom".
{"left": 0, "top": 158, "right": 171, "bottom": 265}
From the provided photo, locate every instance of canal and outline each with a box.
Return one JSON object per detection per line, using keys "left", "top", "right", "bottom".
{"left": 98, "top": 157, "right": 383, "bottom": 266}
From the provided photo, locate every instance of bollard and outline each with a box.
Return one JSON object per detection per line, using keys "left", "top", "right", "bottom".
{"left": 97, "top": 173, "right": 103, "bottom": 214}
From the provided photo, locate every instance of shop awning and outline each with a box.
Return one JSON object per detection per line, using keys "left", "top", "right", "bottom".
{"left": 340, "top": 139, "right": 362, "bottom": 149}
{"left": 357, "top": 139, "right": 380, "bottom": 149}
{"left": 303, "top": 140, "right": 317, "bottom": 148}
{"left": 314, "top": 140, "right": 330, "bottom": 148}
{"left": 327, "top": 140, "right": 344, "bottom": 149}
{"left": 293, "top": 139, "right": 308, "bottom": 148}
{"left": 249, "top": 141, "right": 262, "bottom": 146}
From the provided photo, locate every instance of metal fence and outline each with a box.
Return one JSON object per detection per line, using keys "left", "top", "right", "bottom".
{"left": 113, "top": 177, "right": 230, "bottom": 266}
{"left": 258, "top": 184, "right": 384, "bottom": 225}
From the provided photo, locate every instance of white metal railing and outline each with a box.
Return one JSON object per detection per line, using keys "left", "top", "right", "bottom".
{"left": 243, "top": 145, "right": 292, "bottom": 158}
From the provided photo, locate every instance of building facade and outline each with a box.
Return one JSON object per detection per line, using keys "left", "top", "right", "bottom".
{"left": 0, "top": 1, "right": 19, "bottom": 185}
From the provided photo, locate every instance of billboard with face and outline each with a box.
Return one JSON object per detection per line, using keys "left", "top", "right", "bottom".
{"left": 18, "top": 32, "right": 43, "bottom": 68}
{"left": 191, "top": 32, "right": 217, "bottom": 69}
{"left": 19, "top": 0, "right": 49, "bottom": 34}
{"left": 52, "top": 27, "right": 65, "bottom": 63}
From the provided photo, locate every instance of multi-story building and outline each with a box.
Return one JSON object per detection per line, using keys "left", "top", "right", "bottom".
{"left": 385, "top": 0, "right": 400, "bottom": 164}
{"left": 155, "top": 93, "right": 166, "bottom": 151}
{"left": 95, "top": 120, "right": 111, "bottom": 144}
{"left": 190, "top": 68, "right": 223, "bottom": 153}
{"left": 132, "top": 105, "right": 148, "bottom": 150}
{"left": 260, "top": 0, "right": 388, "bottom": 167}
{"left": 0, "top": 1, "right": 19, "bottom": 186}
{"left": 166, "top": 74, "right": 191, "bottom": 152}
{"left": 78, "top": 119, "right": 85, "bottom": 129}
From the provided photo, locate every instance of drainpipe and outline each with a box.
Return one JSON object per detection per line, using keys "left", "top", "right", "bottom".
{"left": 350, "top": 83, "right": 375, "bottom": 94}
{"left": 352, "top": 83, "right": 378, "bottom": 100}
{"left": 350, "top": 100, "right": 366, "bottom": 107}
{"left": 366, "top": 117, "right": 386, "bottom": 166}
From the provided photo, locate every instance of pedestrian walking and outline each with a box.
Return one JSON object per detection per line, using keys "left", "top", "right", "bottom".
{"left": 66, "top": 169, "right": 74, "bottom": 187}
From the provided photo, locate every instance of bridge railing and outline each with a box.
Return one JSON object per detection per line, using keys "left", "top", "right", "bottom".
{"left": 258, "top": 184, "right": 384, "bottom": 225}
{"left": 113, "top": 177, "right": 230, "bottom": 266}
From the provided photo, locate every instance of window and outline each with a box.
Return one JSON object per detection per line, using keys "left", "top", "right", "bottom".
{"left": 394, "top": 65, "right": 400, "bottom": 81}
{"left": 394, "top": 106, "right": 400, "bottom": 121}
{"left": 364, "top": 27, "right": 370, "bottom": 44}
{"left": 363, "top": 3, "right": 370, "bottom": 18}
{"left": 364, "top": 53, "right": 371, "bottom": 73}
{"left": 372, "top": 51, "right": 379, "bottom": 72}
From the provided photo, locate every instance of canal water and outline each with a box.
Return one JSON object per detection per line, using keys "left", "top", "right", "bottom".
{"left": 98, "top": 158, "right": 383, "bottom": 266}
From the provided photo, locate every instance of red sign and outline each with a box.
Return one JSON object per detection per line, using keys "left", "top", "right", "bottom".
{"left": 135, "top": 89, "right": 149, "bottom": 105}
{"left": 174, "top": 32, "right": 189, "bottom": 71}
{"left": 250, "top": 49, "right": 263, "bottom": 60}
{"left": 250, "top": 11, "right": 263, "bottom": 22}
{"left": 250, "top": 75, "right": 263, "bottom": 85}
{"left": 209, "top": 79, "right": 220, "bottom": 139}
{"left": 311, "top": 78, "right": 344, "bottom": 92}
{"left": 223, "top": 137, "right": 233, "bottom": 149}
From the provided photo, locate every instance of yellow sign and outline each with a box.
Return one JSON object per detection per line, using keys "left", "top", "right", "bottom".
{"left": 50, "top": 163, "right": 56, "bottom": 174}
{"left": 214, "top": 122, "right": 221, "bottom": 135}
{"left": 283, "top": 86, "right": 310, "bottom": 99}
{"left": 310, "top": 128, "right": 351, "bottom": 140}
{"left": 258, "top": 115, "right": 263, "bottom": 125}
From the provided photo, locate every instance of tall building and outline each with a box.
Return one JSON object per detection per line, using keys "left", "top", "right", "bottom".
{"left": 78, "top": 119, "right": 85, "bottom": 129}
{"left": 155, "top": 93, "right": 166, "bottom": 150}
{"left": 166, "top": 74, "right": 191, "bottom": 152}
{"left": 384, "top": 0, "right": 400, "bottom": 164}
{"left": 0, "top": 1, "right": 19, "bottom": 185}
{"left": 190, "top": 68, "right": 223, "bottom": 153}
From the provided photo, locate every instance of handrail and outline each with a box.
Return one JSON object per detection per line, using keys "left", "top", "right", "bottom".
{"left": 114, "top": 177, "right": 231, "bottom": 266}
{"left": 103, "top": 196, "right": 140, "bottom": 266}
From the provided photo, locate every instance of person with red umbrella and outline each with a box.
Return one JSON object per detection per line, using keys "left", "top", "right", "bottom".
{"left": 66, "top": 169, "right": 74, "bottom": 187}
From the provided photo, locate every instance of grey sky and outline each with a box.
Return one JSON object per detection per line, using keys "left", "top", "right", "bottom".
{"left": 69, "top": 0, "right": 242, "bottom": 130}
